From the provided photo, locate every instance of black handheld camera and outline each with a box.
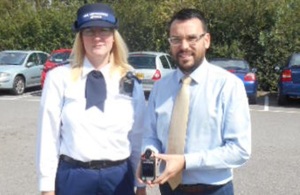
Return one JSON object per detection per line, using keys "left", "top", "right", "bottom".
{"left": 141, "top": 149, "right": 156, "bottom": 181}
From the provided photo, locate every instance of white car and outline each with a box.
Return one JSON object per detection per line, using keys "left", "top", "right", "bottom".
{"left": 128, "top": 51, "right": 177, "bottom": 96}
{"left": 0, "top": 50, "right": 49, "bottom": 95}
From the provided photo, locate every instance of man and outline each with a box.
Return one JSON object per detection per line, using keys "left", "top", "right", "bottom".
{"left": 139, "top": 8, "right": 251, "bottom": 195}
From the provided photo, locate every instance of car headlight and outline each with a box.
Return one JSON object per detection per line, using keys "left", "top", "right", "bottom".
{"left": 0, "top": 72, "right": 11, "bottom": 77}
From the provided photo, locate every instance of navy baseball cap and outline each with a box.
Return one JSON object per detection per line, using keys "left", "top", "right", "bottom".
{"left": 72, "top": 3, "right": 118, "bottom": 32}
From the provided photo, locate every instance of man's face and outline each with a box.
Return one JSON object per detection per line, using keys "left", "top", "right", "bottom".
{"left": 169, "top": 18, "right": 210, "bottom": 73}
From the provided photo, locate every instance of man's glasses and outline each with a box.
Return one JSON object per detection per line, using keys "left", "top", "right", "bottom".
{"left": 168, "top": 33, "right": 206, "bottom": 46}
{"left": 81, "top": 28, "right": 113, "bottom": 37}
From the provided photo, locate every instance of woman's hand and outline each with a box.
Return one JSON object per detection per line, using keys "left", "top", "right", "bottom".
{"left": 136, "top": 187, "right": 146, "bottom": 195}
{"left": 41, "top": 191, "right": 55, "bottom": 195}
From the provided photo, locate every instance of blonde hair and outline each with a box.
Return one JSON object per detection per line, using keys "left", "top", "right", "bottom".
{"left": 69, "top": 30, "right": 132, "bottom": 81}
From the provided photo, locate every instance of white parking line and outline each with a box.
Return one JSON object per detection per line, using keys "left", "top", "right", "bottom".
{"left": 251, "top": 109, "right": 300, "bottom": 114}
{"left": 0, "top": 96, "right": 29, "bottom": 100}
{"left": 0, "top": 90, "right": 41, "bottom": 100}
{"left": 0, "top": 97, "right": 19, "bottom": 100}
{"left": 0, "top": 96, "right": 40, "bottom": 102}
{"left": 26, "top": 99, "right": 40, "bottom": 102}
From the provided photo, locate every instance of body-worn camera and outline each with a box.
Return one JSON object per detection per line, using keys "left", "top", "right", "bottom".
{"left": 119, "top": 71, "right": 140, "bottom": 97}
{"left": 141, "top": 149, "right": 157, "bottom": 182}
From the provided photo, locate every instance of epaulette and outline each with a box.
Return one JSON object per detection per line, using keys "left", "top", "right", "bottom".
{"left": 126, "top": 71, "right": 141, "bottom": 84}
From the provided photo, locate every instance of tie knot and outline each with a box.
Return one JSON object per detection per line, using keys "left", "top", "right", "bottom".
{"left": 181, "top": 76, "right": 192, "bottom": 85}
{"left": 91, "top": 70, "right": 103, "bottom": 78}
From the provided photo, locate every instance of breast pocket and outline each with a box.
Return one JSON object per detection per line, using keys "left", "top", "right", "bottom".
{"left": 61, "top": 85, "right": 86, "bottom": 118}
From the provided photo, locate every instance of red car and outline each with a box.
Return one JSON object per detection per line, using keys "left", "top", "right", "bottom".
{"left": 41, "top": 48, "right": 72, "bottom": 88}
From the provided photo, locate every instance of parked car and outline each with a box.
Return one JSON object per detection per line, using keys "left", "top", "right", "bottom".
{"left": 128, "top": 51, "right": 176, "bottom": 95}
{"left": 209, "top": 58, "right": 258, "bottom": 104}
{"left": 275, "top": 53, "right": 300, "bottom": 105}
{"left": 41, "top": 48, "right": 72, "bottom": 88}
{"left": 0, "top": 50, "right": 49, "bottom": 95}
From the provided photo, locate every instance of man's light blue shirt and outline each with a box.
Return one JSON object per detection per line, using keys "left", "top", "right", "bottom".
{"left": 142, "top": 58, "right": 251, "bottom": 185}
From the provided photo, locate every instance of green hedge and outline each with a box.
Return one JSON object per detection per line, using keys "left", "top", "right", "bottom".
{"left": 0, "top": 0, "right": 299, "bottom": 91}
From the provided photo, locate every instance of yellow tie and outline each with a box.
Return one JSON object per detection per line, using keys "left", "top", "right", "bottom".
{"left": 167, "top": 76, "right": 192, "bottom": 190}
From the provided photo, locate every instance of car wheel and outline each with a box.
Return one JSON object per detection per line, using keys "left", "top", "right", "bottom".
{"left": 277, "top": 87, "right": 288, "bottom": 105}
{"left": 277, "top": 94, "right": 289, "bottom": 105}
{"left": 11, "top": 76, "right": 25, "bottom": 95}
{"left": 249, "top": 96, "right": 257, "bottom": 105}
{"left": 144, "top": 91, "right": 150, "bottom": 100}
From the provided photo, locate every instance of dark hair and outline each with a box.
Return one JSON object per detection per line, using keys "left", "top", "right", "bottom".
{"left": 167, "top": 8, "right": 208, "bottom": 34}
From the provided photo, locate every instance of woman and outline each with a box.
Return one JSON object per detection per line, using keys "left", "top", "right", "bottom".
{"left": 37, "top": 3, "right": 146, "bottom": 195}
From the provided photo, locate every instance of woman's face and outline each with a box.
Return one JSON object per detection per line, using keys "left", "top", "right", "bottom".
{"left": 81, "top": 27, "right": 114, "bottom": 62}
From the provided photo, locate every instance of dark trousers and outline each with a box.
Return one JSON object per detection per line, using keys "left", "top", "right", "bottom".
{"left": 159, "top": 181, "right": 234, "bottom": 195}
{"left": 55, "top": 159, "right": 135, "bottom": 195}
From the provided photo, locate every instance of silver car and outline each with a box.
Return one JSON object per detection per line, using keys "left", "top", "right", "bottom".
{"left": 0, "top": 50, "right": 49, "bottom": 95}
{"left": 128, "top": 51, "right": 176, "bottom": 95}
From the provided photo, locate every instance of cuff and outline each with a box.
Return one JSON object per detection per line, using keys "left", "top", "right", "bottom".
{"left": 184, "top": 152, "right": 203, "bottom": 170}
{"left": 39, "top": 176, "right": 55, "bottom": 192}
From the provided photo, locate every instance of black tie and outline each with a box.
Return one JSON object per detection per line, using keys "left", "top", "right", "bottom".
{"left": 85, "top": 70, "right": 107, "bottom": 111}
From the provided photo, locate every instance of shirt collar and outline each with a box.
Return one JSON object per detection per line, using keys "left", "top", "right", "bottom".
{"left": 82, "top": 57, "right": 111, "bottom": 78}
{"left": 175, "top": 57, "right": 209, "bottom": 84}
{"left": 191, "top": 57, "right": 209, "bottom": 84}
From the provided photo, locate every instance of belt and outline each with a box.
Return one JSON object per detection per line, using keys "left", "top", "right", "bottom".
{"left": 177, "top": 183, "right": 225, "bottom": 193}
{"left": 59, "top": 155, "right": 127, "bottom": 170}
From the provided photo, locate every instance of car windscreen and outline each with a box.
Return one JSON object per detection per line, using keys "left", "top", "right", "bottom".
{"left": 0, "top": 52, "right": 27, "bottom": 65}
{"left": 290, "top": 54, "right": 300, "bottom": 67}
{"left": 128, "top": 55, "right": 156, "bottom": 69}
{"left": 49, "top": 52, "right": 71, "bottom": 63}
{"left": 211, "top": 60, "right": 248, "bottom": 70}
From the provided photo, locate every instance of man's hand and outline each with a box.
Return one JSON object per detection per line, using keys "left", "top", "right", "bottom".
{"left": 152, "top": 153, "right": 185, "bottom": 185}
